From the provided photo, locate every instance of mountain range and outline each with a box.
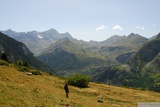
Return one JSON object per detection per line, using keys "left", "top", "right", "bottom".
{"left": 0, "top": 32, "right": 54, "bottom": 73}
{"left": 1, "top": 29, "right": 160, "bottom": 91}
{"left": 1, "top": 29, "right": 150, "bottom": 74}
{"left": 2, "top": 29, "right": 73, "bottom": 56}
{"left": 92, "top": 34, "right": 160, "bottom": 92}
{"left": 37, "top": 37, "right": 110, "bottom": 75}
{"left": 37, "top": 31, "right": 149, "bottom": 75}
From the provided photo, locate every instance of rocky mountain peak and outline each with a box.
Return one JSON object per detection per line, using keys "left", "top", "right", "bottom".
{"left": 6, "top": 29, "right": 14, "bottom": 32}
{"left": 127, "top": 33, "right": 137, "bottom": 38}
{"left": 156, "top": 32, "right": 160, "bottom": 39}
{"left": 56, "top": 37, "right": 70, "bottom": 45}
{"left": 2, "top": 29, "right": 16, "bottom": 35}
{"left": 61, "top": 32, "right": 73, "bottom": 39}
{"left": 42, "top": 28, "right": 59, "bottom": 35}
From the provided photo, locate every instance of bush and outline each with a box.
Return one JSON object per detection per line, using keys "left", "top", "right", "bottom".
{"left": 31, "top": 70, "right": 42, "bottom": 75}
{"left": 67, "top": 74, "right": 90, "bottom": 88}
{"left": 1, "top": 53, "right": 9, "bottom": 62}
{"left": 0, "top": 60, "right": 8, "bottom": 65}
{"left": 17, "top": 66, "right": 29, "bottom": 72}
{"left": 16, "top": 60, "right": 29, "bottom": 67}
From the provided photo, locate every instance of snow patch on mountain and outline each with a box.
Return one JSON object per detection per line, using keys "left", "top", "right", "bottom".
{"left": 37, "top": 34, "right": 43, "bottom": 39}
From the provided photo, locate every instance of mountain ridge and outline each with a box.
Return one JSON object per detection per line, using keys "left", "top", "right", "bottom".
{"left": 0, "top": 32, "right": 54, "bottom": 73}
{"left": 37, "top": 38, "right": 110, "bottom": 75}
{"left": 2, "top": 29, "right": 73, "bottom": 55}
{"left": 92, "top": 34, "right": 160, "bottom": 92}
{"left": 1, "top": 28, "right": 160, "bottom": 92}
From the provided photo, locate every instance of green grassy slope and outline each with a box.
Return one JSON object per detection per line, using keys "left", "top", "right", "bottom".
{"left": 0, "top": 64, "right": 160, "bottom": 107}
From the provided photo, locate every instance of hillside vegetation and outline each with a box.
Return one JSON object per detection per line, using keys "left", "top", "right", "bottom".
{"left": 0, "top": 32, "right": 54, "bottom": 73}
{"left": 0, "top": 64, "right": 160, "bottom": 107}
{"left": 92, "top": 35, "right": 160, "bottom": 92}
{"left": 38, "top": 38, "right": 110, "bottom": 75}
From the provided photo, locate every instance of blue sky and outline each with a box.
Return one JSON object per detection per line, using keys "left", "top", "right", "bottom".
{"left": 1, "top": 0, "right": 160, "bottom": 41}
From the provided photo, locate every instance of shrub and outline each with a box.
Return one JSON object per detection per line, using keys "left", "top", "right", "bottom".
{"left": 1, "top": 53, "right": 9, "bottom": 62}
{"left": 0, "top": 60, "right": 8, "bottom": 65}
{"left": 16, "top": 60, "right": 29, "bottom": 67}
{"left": 32, "top": 70, "right": 42, "bottom": 75}
{"left": 67, "top": 74, "right": 90, "bottom": 88}
{"left": 17, "top": 66, "right": 29, "bottom": 72}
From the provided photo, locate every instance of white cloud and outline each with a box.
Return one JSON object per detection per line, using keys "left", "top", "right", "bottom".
{"left": 96, "top": 25, "right": 108, "bottom": 31}
{"left": 112, "top": 25, "right": 123, "bottom": 30}
{"left": 135, "top": 26, "right": 144, "bottom": 30}
{"left": 141, "top": 27, "right": 144, "bottom": 30}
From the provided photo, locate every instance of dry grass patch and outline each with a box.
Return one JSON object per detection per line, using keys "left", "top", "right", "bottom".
{"left": 0, "top": 65, "right": 160, "bottom": 107}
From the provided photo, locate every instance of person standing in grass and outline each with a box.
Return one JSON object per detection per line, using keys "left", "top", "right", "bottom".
{"left": 64, "top": 82, "right": 69, "bottom": 98}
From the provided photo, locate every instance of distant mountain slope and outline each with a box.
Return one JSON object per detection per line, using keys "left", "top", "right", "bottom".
{"left": 91, "top": 33, "right": 160, "bottom": 92}
{"left": 37, "top": 38, "right": 110, "bottom": 75}
{"left": 2, "top": 29, "right": 73, "bottom": 56}
{"left": 101, "top": 35, "right": 126, "bottom": 45}
{"left": 98, "top": 33, "right": 148, "bottom": 63}
{"left": 125, "top": 33, "right": 160, "bottom": 72}
{"left": 70, "top": 33, "right": 148, "bottom": 65}
{"left": 0, "top": 32, "right": 54, "bottom": 73}
{"left": 144, "top": 52, "right": 160, "bottom": 73}
{"left": 2, "top": 29, "right": 149, "bottom": 65}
